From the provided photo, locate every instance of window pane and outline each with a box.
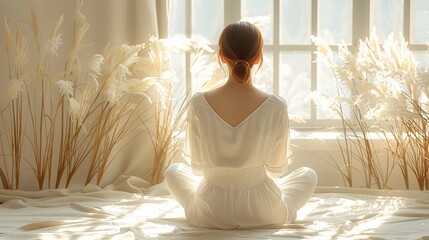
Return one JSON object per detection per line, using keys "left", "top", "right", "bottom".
{"left": 413, "top": 51, "right": 429, "bottom": 68}
{"left": 168, "top": 0, "right": 186, "bottom": 37}
{"left": 371, "top": 0, "right": 403, "bottom": 41}
{"left": 254, "top": 51, "right": 273, "bottom": 93}
{"left": 318, "top": 0, "right": 352, "bottom": 44}
{"left": 242, "top": 0, "right": 274, "bottom": 44}
{"left": 413, "top": 51, "right": 429, "bottom": 102}
{"left": 317, "top": 52, "right": 341, "bottom": 119}
{"left": 192, "top": 0, "right": 224, "bottom": 44}
{"left": 410, "top": 0, "right": 429, "bottom": 44}
{"left": 280, "top": 52, "right": 311, "bottom": 119}
{"left": 280, "top": 0, "right": 312, "bottom": 44}
{"left": 191, "top": 53, "right": 220, "bottom": 93}
{"left": 170, "top": 53, "right": 186, "bottom": 99}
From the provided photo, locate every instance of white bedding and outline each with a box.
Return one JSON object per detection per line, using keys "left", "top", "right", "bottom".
{"left": 1, "top": 178, "right": 428, "bottom": 240}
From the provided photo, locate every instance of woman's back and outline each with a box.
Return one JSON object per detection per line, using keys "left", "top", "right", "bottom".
{"left": 202, "top": 86, "right": 270, "bottom": 128}
{"left": 189, "top": 91, "right": 291, "bottom": 171}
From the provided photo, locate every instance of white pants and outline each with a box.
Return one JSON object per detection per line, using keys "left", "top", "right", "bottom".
{"left": 165, "top": 163, "right": 317, "bottom": 228}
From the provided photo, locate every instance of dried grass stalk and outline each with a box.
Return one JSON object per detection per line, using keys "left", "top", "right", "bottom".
{"left": 311, "top": 30, "right": 429, "bottom": 190}
{"left": 1, "top": 2, "right": 219, "bottom": 190}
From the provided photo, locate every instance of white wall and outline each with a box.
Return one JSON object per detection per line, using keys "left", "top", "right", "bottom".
{"left": 289, "top": 131, "right": 422, "bottom": 190}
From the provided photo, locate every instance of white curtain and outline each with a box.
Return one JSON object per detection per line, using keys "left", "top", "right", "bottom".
{"left": 0, "top": 0, "right": 168, "bottom": 50}
{"left": 0, "top": 0, "right": 169, "bottom": 190}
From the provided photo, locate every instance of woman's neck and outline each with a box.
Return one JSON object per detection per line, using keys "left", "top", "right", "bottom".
{"left": 224, "top": 76, "right": 255, "bottom": 89}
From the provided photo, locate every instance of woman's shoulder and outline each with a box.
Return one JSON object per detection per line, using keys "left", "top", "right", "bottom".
{"left": 190, "top": 89, "right": 220, "bottom": 104}
{"left": 190, "top": 92, "right": 204, "bottom": 104}
{"left": 267, "top": 94, "right": 288, "bottom": 110}
{"left": 189, "top": 92, "right": 207, "bottom": 111}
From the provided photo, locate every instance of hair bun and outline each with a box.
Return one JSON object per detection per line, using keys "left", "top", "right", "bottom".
{"left": 234, "top": 60, "right": 250, "bottom": 68}
{"left": 232, "top": 60, "right": 251, "bottom": 83}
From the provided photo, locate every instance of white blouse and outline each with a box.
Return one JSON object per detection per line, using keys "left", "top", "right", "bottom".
{"left": 182, "top": 92, "right": 294, "bottom": 229}
{"left": 185, "top": 92, "right": 292, "bottom": 177}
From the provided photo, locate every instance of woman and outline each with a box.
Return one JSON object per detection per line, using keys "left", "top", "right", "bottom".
{"left": 165, "top": 21, "right": 317, "bottom": 229}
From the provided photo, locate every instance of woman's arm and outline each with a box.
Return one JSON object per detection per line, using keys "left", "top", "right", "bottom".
{"left": 184, "top": 101, "right": 204, "bottom": 176}
{"left": 265, "top": 104, "right": 293, "bottom": 178}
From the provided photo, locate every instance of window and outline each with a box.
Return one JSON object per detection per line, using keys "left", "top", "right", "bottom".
{"left": 168, "top": 0, "right": 429, "bottom": 128}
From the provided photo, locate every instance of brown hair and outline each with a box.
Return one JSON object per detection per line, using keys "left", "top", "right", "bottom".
{"left": 218, "top": 21, "right": 264, "bottom": 83}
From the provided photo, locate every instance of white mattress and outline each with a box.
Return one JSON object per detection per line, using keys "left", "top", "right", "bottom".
{"left": 1, "top": 178, "right": 428, "bottom": 240}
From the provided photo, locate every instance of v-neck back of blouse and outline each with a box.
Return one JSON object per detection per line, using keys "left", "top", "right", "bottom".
{"left": 186, "top": 90, "right": 292, "bottom": 175}
{"left": 200, "top": 92, "right": 272, "bottom": 128}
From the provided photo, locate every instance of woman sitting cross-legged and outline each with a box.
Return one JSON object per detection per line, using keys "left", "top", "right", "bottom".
{"left": 165, "top": 21, "right": 317, "bottom": 229}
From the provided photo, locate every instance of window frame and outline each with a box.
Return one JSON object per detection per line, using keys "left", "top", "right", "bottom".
{"left": 175, "top": 0, "right": 425, "bottom": 129}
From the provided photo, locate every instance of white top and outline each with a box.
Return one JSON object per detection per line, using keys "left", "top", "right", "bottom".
{"left": 185, "top": 92, "right": 292, "bottom": 177}
{"left": 182, "top": 92, "right": 293, "bottom": 229}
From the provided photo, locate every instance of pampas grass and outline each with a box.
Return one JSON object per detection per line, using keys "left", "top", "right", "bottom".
{"left": 137, "top": 37, "right": 219, "bottom": 184}
{"left": 0, "top": 1, "right": 218, "bottom": 189}
{"left": 311, "top": 29, "right": 429, "bottom": 190}
{"left": 1, "top": 18, "right": 29, "bottom": 189}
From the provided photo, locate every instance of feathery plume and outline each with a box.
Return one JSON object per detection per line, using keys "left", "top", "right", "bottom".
{"left": 240, "top": 16, "right": 271, "bottom": 27}
{"left": 7, "top": 79, "right": 25, "bottom": 101}
{"left": 88, "top": 54, "right": 104, "bottom": 75}
{"left": 88, "top": 54, "right": 104, "bottom": 89}
{"left": 311, "top": 35, "right": 333, "bottom": 64}
{"left": 56, "top": 80, "right": 74, "bottom": 97}
{"left": 14, "top": 24, "right": 30, "bottom": 68}
{"left": 4, "top": 17, "right": 13, "bottom": 60}
{"left": 68, "top": 97, "right": 80, "bottom": 117}
{"left": 44, "top": 34, "right": 63, "bottom": 56}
